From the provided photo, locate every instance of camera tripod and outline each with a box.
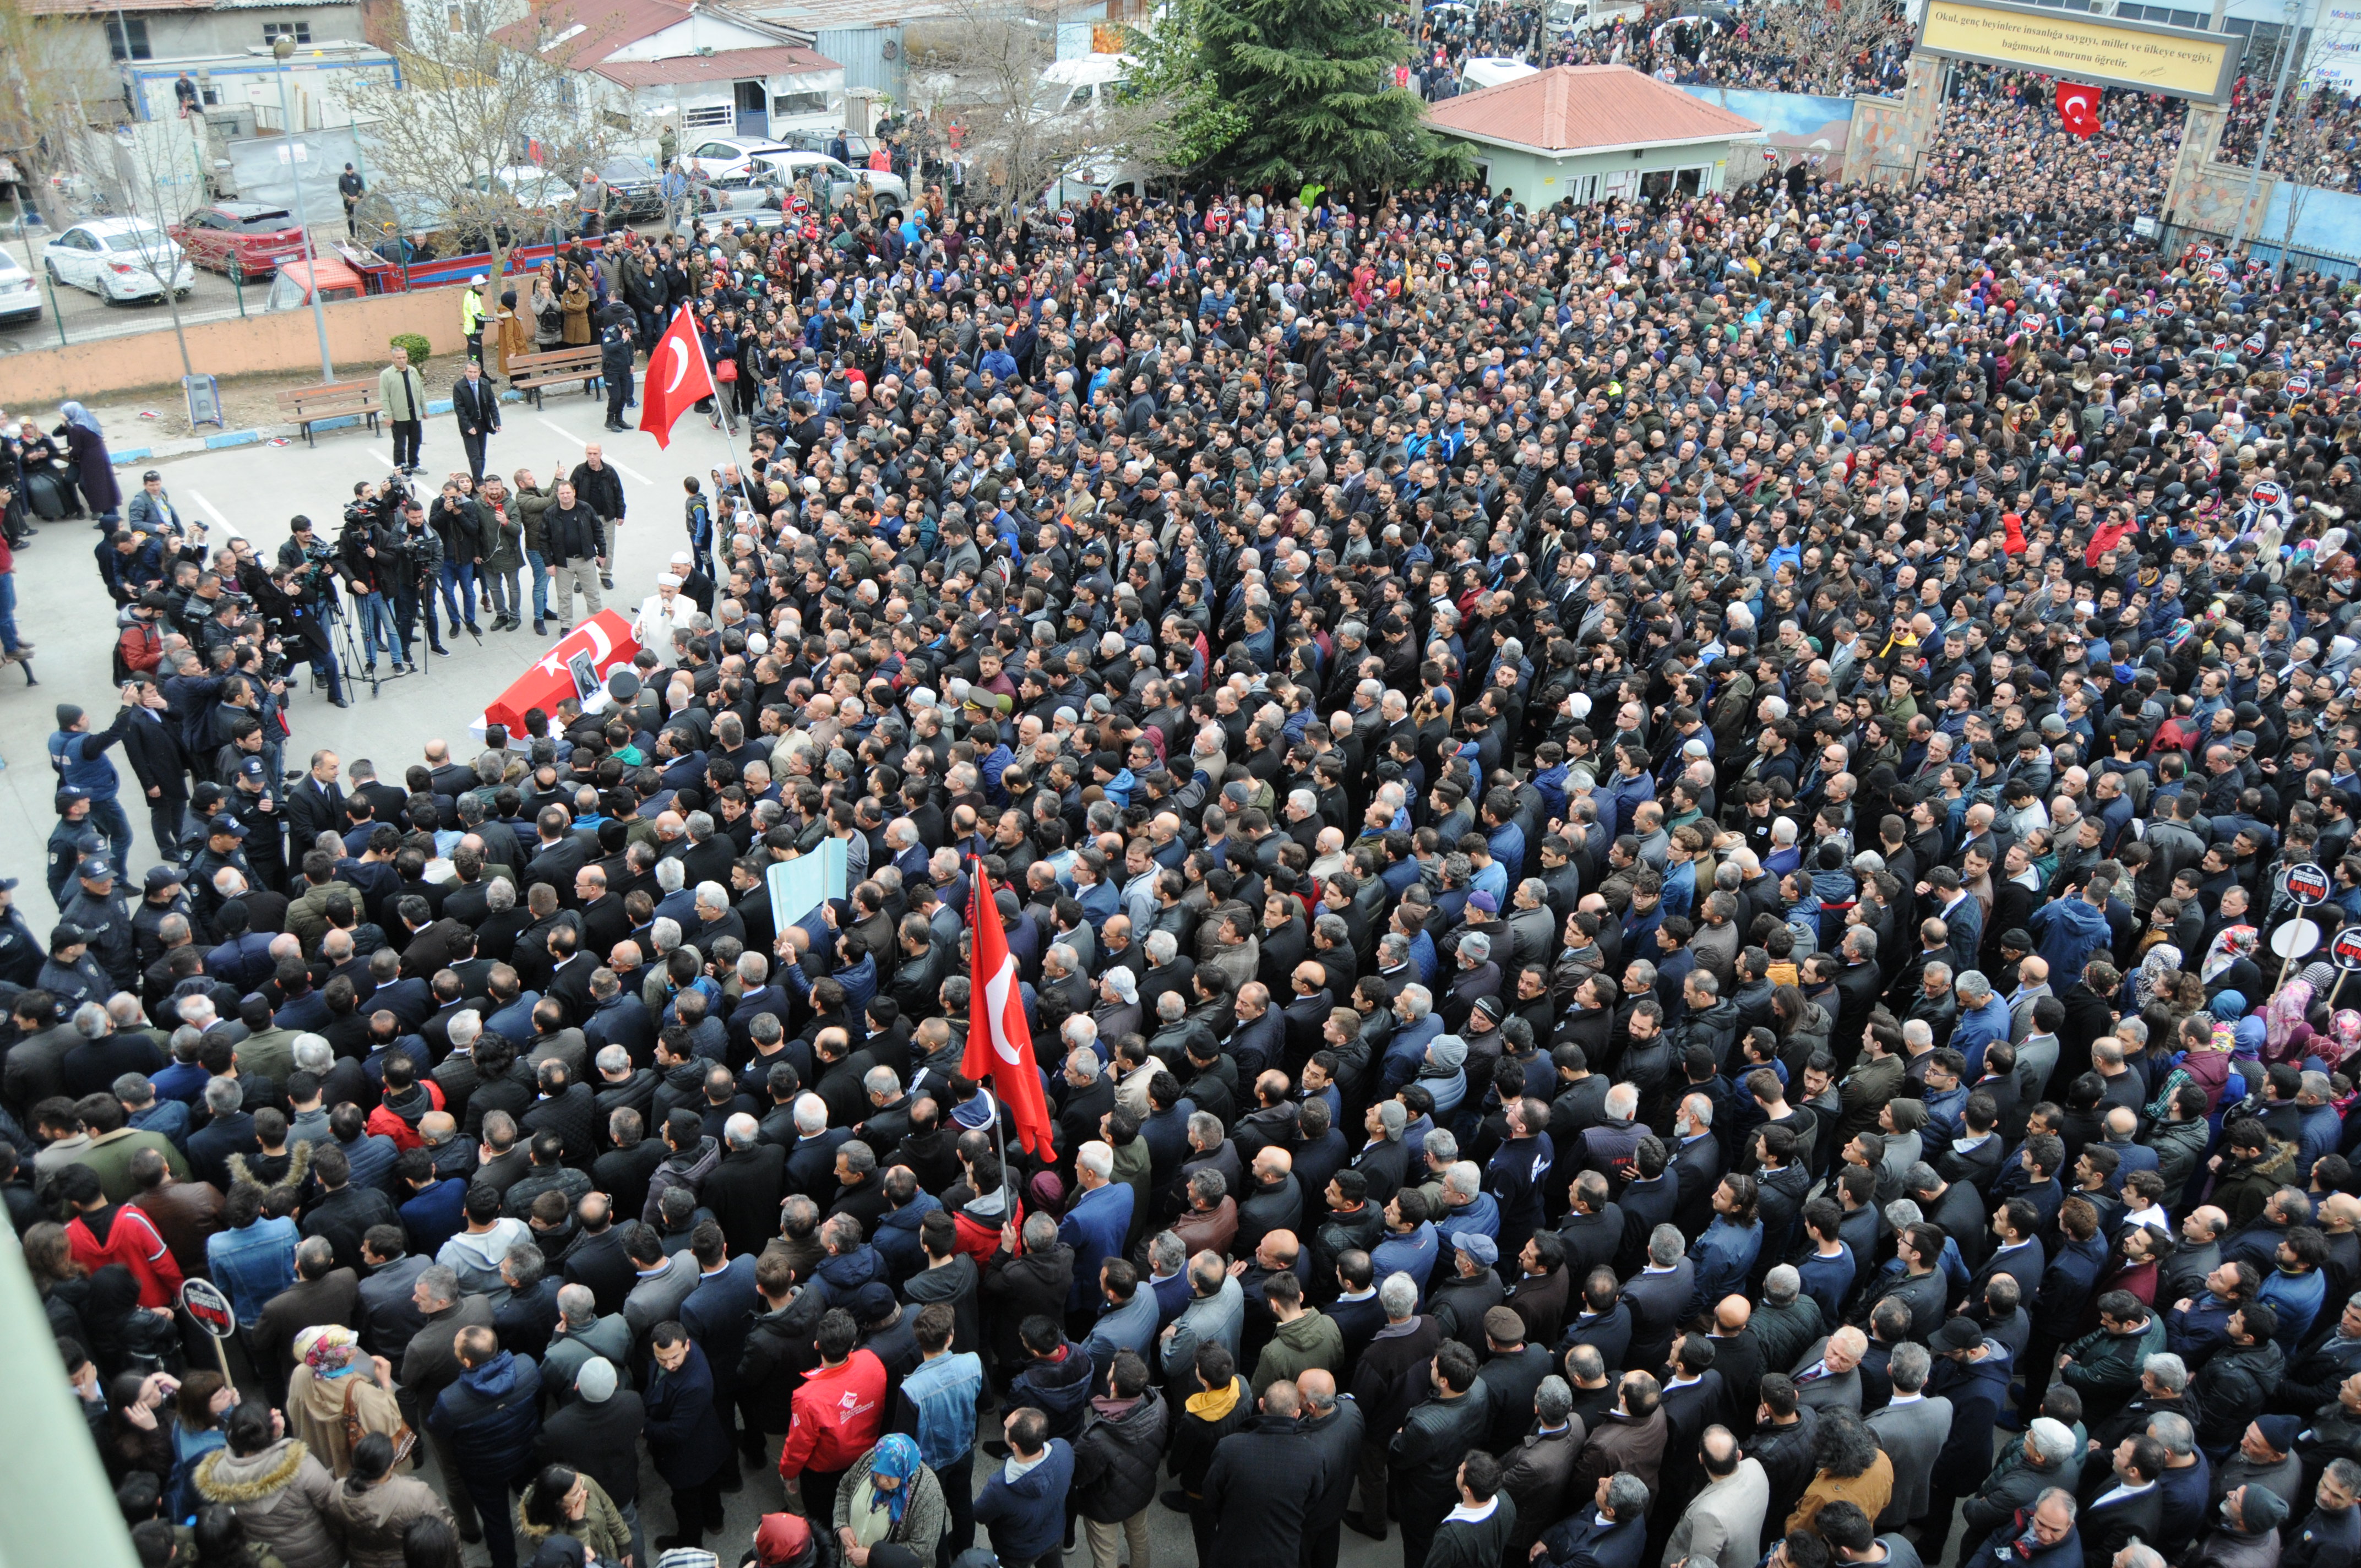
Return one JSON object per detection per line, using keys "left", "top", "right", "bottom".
{"left": 324, "top": 588, "right": 404, "bottom": 700}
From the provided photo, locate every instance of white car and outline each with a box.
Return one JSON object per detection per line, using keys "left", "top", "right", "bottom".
{"left": 746, "top": 150, "right": 911, "bottom": 211}
{"left": 470, "top": 166, "right": 580, "bottom": 212}
{"left": 677, "top": 136, "right": 794, "bottom": 182}
{"left": 0, "top": 248, "right": 41, "bottom": 324}
{"left": 42, "top": 219, "right": 194, "bottom": 303}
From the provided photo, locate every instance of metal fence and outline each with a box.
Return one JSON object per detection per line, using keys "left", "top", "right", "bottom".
{"left": 2160, "top": 219, "right": 2361, "bottom": 280}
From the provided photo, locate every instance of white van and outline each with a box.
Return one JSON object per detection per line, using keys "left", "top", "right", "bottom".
{"left": 1031, "top": 53, "right": 1136, "bottom": 122}
{"left": 1460, "top": 55, "right": 1541, "bottom": 91}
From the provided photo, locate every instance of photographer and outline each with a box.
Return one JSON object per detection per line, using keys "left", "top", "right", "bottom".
{"left": 391, "top": 497, "right": 448, "bottom": 665}
{"left": 429, "top": 476, "right": 491, "bottom": 640}
{"left": 261, "top": 545, "right": 349, "bottom": 709}
{"left": 341, "top": 482, "right": 405, "bottom": 674}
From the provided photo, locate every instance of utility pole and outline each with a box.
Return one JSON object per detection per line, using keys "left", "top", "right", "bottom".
{"left": 2229, "top": 0, "right": 2310, "bottom": 253}
{"left": 273, "top": 35, "right": 334, "bottom": 381}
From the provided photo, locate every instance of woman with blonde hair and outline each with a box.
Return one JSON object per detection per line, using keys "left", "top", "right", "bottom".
{"left": 285, "top": 1325, "right": 408, "bottom": 1477}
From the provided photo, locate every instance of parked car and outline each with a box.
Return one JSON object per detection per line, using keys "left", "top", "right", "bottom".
{"left": 676, "top": 136, "right": 794, "bottom": 181}
{"left": 597, "top": 156, "right": 667, "bottom": 220}
{"left": 41, "top": 219, "right": 194, "bottom": 303}
{"left": 470, "top": 166, "right": 580, "bottom": 213}
{"left": 737, "top": 150, "right": 907, "bottom": 213}
{"left": 0, "top": 248, "right": 41, "bottom": 324}
{"left": 170, "top": 202, "right": 309, "bottom": 280}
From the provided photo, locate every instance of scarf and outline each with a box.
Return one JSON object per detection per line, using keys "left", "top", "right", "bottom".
{"left": 867, "top": 1434, "right": 920, "bottom": 1527}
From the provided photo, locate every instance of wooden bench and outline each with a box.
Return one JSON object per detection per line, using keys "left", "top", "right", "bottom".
{"left": 278, "top": 382, "right": 384, "bottom": 446}
{"left": 509, "top": 346, "right": 607, "bottom": 408}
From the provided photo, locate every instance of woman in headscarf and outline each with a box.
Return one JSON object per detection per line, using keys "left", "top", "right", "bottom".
{"left": 2204, "top": 926, "right": 2264, "bottom": 1000}
{"left": 284, "top": 1324, "right": 407, "bottom": 1477}
{"left": 744, "top": 1513, "right": 825, "bottom": 1568}
{"left": 2134, "top": 945, "right": 2185, "bottom": 1012}
{"left": 831, "top": 1433, "right": 946, "bottom": 1568}
{"left": 54, "top": 401, "right": 119, "bottom": 522}
{"left": 2267, "top": 979, "right": 2318, "bottom": 1066}
{"left": 2329, "top": 1010, "right": 2361, "bottom": 1074}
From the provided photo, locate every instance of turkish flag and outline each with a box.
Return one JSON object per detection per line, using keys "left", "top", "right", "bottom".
{"left": 959, "top": 867, "right": 1058, "bottom": 1160}
{"left": 2056, "top": 81, "right": 2102, "bottom": 137}
{"left": 637, "top": 305, "right": 716, "bottom": 450}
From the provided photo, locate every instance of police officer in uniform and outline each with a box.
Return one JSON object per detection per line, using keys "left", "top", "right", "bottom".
{"left": 0, "top": 878, "right": 47, "bottom": 990}
{"left": 48, "top": 788, "right": 105, "bottom": 905}
{"left": 59, "top": 858, "right": 135, "bottom": 994}
{"left": 39, "top": 922, "right": 108, "bottom": 1012}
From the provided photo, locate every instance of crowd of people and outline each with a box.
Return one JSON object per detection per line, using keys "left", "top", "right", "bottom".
{"left": 14, "top": 29, "right": 2361, "bottom": 1568}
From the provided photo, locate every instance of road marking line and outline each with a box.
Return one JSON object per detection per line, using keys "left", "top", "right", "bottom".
{"left": 188, "top": 489, "right": 238, "bottom": 537}
{"left": 536, "top": 415, "right": 650, "bottom": 483}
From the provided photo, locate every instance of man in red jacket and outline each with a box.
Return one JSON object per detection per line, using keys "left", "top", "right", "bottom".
{"left": 778, "top": 1306, "right": 886, "bottom": 1523}
{"left": 58, "top": 1162, "right": 183, "bottom": 1308}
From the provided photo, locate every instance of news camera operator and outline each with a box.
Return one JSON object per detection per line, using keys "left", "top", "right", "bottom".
{"left": 255, "top": 526, "right": 350, "bottom": 710}
{"left": 340, "top": 481, "right": 404, "bottom": 678}
{"left": 390, "top": 495, "right": 448, "bottom": 666}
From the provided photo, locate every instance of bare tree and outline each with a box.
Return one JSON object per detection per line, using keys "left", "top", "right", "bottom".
{"left": 0, "top": 5, "right": 116, "bottom": 247}
{"left": 92, "top": 121, "right": 203, "bottom": 377}
{"left": 906, "top": 0, "right": 1125, "bottom": 219}
{"left": 336, "top": 0, "right": 627, "bottom": 295}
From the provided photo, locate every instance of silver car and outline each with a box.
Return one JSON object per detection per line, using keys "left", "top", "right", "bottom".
{"left": 704, "top": 150, "right": 907, "bottom": 221}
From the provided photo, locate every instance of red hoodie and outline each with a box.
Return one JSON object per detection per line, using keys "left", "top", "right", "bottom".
{"left": 69, "top": 1201, "right": 183, "bottom": 1309}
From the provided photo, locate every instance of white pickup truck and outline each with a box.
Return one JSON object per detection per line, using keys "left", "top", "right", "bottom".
{"left": 1544, "top": 0, "right": 1644, "bottom": 36}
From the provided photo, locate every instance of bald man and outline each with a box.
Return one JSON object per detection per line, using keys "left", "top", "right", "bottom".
{"left": 1706, "top": 1295, "right": 1767, "bottom": 1435}
{"left": 1298, "top": 1368, "right": 1365, "bottom": 1568}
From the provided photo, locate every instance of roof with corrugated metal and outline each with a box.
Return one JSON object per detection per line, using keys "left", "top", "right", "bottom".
{"left": 590, "top": 39, "right": 837, "bottom": 81}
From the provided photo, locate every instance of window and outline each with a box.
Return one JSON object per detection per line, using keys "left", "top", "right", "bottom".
{"left": 683, "top": 105, "right": 735, "bottom": 128}
{"left": 105, "top": 17, "right": 151, "bottom": 60}
{"left": 263, "top": 21, "right": 310, "bottom": 43}
{"left": 771, "top": 90, "right": 829, "bottom": 116}
{"left": 601, "top": 110, "right": 632, "bottom": 130}
{"left": 447, "top": 6, "right": 464, "bottom": 31}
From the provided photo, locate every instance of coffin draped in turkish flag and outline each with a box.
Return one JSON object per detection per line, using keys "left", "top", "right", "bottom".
{"left": 638, "top": 306, "right": 717, "bottom": 450}
{"left": 2055, "top": 81, "right": 2102, "bottom": 137}
{"left": 480, "top": 609, "right": 641, "bottom": 735}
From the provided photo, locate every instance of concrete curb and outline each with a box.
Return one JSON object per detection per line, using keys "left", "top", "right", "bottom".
{"left": 114, "top": 388, "right": 526, "bottom": 464}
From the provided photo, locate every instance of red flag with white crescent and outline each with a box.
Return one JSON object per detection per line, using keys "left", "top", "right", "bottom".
{"left": 2056, "top": 81, "right": 2101, "bottom": 138}
{"left": 637, "top": 305, "right": 716, "bottom": 450}
{"left": 959, "top": 867, "right": 1057, "bottom": 1159}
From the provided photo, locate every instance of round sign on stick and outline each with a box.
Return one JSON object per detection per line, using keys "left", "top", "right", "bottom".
{"left": 181, "top": 1277, "right": 234, "bottom": 1337}
{"left": 2333, "top": 925, "right": 2361, "bottom": 972}
{"left": 2271, "top": 917, "right": 2323, "bottom": 960}
{"left": 2286, "top": 862, "right": 2332, "bottom": 906}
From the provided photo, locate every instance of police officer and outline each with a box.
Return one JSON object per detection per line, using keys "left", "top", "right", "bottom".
{"left": 48, "top": 695, "right": 137, "bottom": 869}
{"left": 47, "top": 788, "right": 104, "bottom": 905}
{"left": 184, "top": 812, "right": 252, "bottom": 935}
{"left": 59, "top": 858, "right": 135, "bottom": 994}
{"left": 0, "top": 878, "right": 45, "bottom": 991}
{"left": 39, "top": 922, "right": 107, "bottom": 1012}
{"left": 132, "top": 865, "right": 192, "bottom": 974}
{"left": 229, "top": 756, "right": 286, "bottom": 891}
{"left": 601, "top": 319, "right": 635, "bottom": 433}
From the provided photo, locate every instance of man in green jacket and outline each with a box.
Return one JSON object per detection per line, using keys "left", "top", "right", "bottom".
{"left": 2058, "top": 1289, "right": 2167, "bottom": 1426}
{"left": 1251, "top": 1270, "right": 1343, "bottom": 1396}
{"left": 379, "top": 345, "right": 429, "bottom": 473}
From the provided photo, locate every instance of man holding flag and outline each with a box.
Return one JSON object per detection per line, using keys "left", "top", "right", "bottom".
{"left": 638, "top": 305, "right": 717, "bottom": 449}
{"left": 962, "top": 868, "right": 1057, "bottom": 1168}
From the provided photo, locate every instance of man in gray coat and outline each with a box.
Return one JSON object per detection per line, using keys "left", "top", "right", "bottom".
{"left": 1792, "top": 1326, "right": 1869, "bottom": 1415}
{"left": 1662, "top": 1425, "right": 1769, "bottom": 1568}
{"left": 1158, "top": 1249, "right": 1244, "bottom": 1382}
{"left": 619, "top": 1218, "right": 699, "bottom": 1341}
{"left": 1864, "top": 1343, "right": 1952, "bottom": 1530}
{"left": 541, "top": 1282, "right": 633, "bottom": 1402}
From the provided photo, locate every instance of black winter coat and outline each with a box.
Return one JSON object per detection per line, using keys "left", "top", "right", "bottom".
{"left": 1202, "top": 1413, "right": 1335, "bottom": 1560}
{"left": 1071, "top": 1390, "right": 1170, "bottom": 1522}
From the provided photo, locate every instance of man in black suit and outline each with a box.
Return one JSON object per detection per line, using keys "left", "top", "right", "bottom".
{"left": 521, "top": 805, "right": 590, "bottom": 907}
{"left": 545, "top": 932, "right": 597, "bottom": 1025}
{"left": 1622, "top": 1222, "right": 1695, "bottom": 1375}
{"left": 2080, "top": 1433, "right": 2168, "bottom": 1560}
{"left": 575, "top": 868, "right": 632, "bottom": 957}
{"left": 453, "top": 360, "right": 501, "bottom": 485}
{"left": 344, "top": 760, "right": 406, "bottom": 826}
{"left": 285, "top": 749, "right": 346, "bottom": 853}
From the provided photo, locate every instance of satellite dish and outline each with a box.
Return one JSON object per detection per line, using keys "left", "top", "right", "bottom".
{"left": 606, "top": 668, "right": 641, "bottom": 703}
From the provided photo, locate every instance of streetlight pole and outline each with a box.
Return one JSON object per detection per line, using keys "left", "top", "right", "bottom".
{"left": 273, "top": 35, "right": 334, "bottom": 382}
